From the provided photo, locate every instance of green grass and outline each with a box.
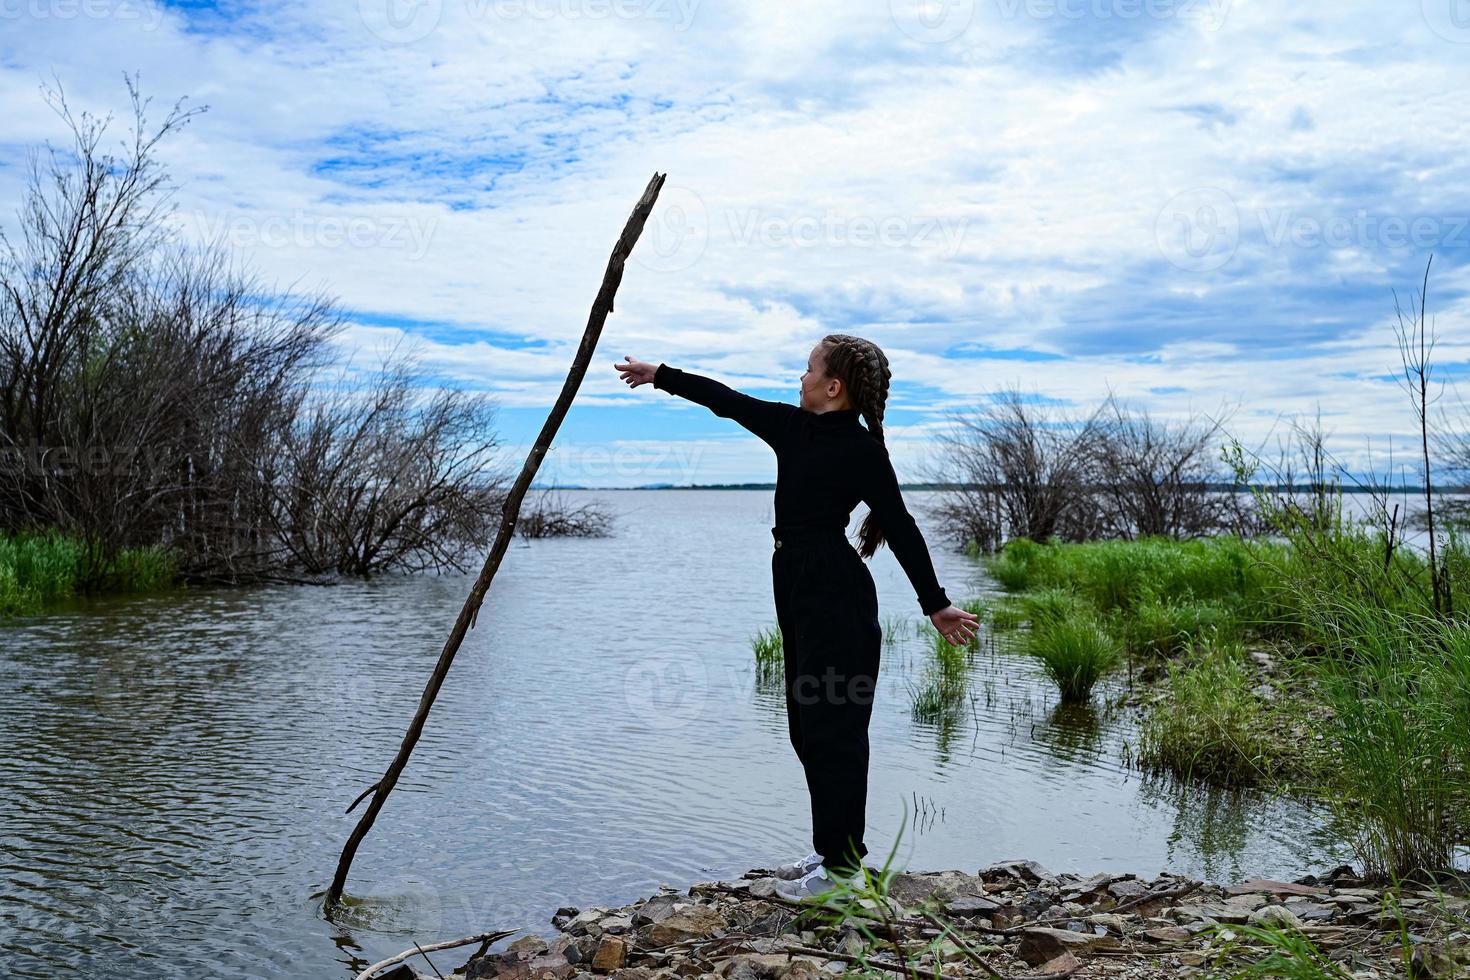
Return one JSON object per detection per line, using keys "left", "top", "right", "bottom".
{"left": 1304, "top": 596, "right": 1470, "bottom": 881}
{"left": 1023, "top": 612, "right": 1122, "bottom": 703}
{"left": 1202, "top": 919, "right": 1356, "bottom": 979}
{"left": 1118, "top": 589, "right": 1239, "bottom": 658}
{"left": 750, "top": 624, "right": 783, "bottom": 682}
{"left": 1137, "top": 640, "right": 1284, "bottom": 787}
{"left": 985, "top": 534, "right": 1278, "bottom": 614}
{"left": 910, "top": 624, "right": 972, "bottom": 723}
{"left": 0, "top": 530, "right": 175, "bottom": 616}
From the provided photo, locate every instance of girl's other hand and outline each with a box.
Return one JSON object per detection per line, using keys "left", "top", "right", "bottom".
{"left": 931, "top": 605, "right": 980, "bottom": 647}
{"left": 615, "top": 355, "right": 658, "bottom": 388}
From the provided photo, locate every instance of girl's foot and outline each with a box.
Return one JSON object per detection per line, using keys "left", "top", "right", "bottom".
{"left": 773, "top": 863, "right": 863, "bottom": 901}
{"left": 773, "top": 851, "right": 822, "bottom": 880}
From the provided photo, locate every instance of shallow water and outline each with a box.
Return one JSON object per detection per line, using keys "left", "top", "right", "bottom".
{"left": 0, "top": 489, "right": 1353, "bottom": 978}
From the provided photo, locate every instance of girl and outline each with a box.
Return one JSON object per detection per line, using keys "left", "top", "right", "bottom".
{"left": 614, "top": 335, "right": 980, "bottom": 900}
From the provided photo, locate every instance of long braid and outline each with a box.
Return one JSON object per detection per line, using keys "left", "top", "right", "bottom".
{"left": 819, "top": 333, "right": 893, "bottom": 558}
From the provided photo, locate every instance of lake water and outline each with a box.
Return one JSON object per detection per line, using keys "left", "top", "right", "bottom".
{"left": 0, "top": 489, "right": 1354, "bottom": 978}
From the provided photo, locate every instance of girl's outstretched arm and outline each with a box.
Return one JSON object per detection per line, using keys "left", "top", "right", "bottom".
{"left": 616, "top": 355, "right": 797, "bottom": 449}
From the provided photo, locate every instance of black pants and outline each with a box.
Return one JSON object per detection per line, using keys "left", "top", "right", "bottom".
{"left": 770, "top": 525, "right": 883, "bottom": 876}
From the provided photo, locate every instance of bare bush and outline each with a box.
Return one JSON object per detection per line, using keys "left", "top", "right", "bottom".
{"left": 1088, "top": 390, "right": 1249, "bottom": 539}
{"left": 0, "top": 75, "right": 602, "bottom": 588}
{"left": 926, "top": 387, "right": 1109, "bottom": 549}
{"left": 269, "top": 349, "right": 508, "bottom": 576}
{"left": 516, "top": 486, "right": 613, "bottom": 539}
{"left": 0, "top": 76, "right": 342, "bottom": 582}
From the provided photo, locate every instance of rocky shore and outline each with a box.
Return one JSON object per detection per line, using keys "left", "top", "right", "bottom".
{"left": 364, "top": 859, "right": 1470, "bottom": 980}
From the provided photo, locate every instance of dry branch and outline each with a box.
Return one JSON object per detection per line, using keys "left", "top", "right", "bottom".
{"left": 326, "top": 171, "right": 667, "bottom": 905}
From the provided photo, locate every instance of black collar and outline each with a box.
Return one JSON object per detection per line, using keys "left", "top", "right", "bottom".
{"left": 808, "top": 407, "right": 860, "bottom": 424}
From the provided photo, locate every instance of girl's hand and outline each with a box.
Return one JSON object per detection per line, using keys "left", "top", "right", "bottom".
{"left": 615, "top": 355, "right": 659, "bottom": 388}
{"left": 931, "top": 605, "right": 980, "bottom": 647}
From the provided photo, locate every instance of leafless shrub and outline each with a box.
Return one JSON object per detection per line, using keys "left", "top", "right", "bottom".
{"left": 0, "top": 74, "right": 341, "bottom": 582}
{"left": 268, "top": 348, "right": 509, "bottom": 576}
{"left": 0, "top": 75, "right": 601, "bottom": 586}
{"left": 1087, "top": 389, "right": 1250, "bottom": 539}
{"left": 925, "top": 386, "right": 1109, "bottom": 550}
{"left": 516, "top": 487, "right": 613, "bottom": 539}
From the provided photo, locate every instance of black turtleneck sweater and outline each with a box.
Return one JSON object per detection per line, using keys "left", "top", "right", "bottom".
{"left": 652, "top": 363, "right": 951, "bottom": 616}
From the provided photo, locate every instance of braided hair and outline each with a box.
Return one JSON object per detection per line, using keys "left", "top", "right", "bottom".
{"left": 818, "top": 333, "right": 893, "bottom": 559}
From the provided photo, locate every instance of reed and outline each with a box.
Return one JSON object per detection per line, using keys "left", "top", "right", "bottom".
{"left": 1304, "top": 595, "right": 1470, "bottom": 880}
{"left": 1121, "top": 590, "right": 1239, "bottom": 658}
{"left": 910, "top": 632, "right": 970, "bottom": 723}
{"left": 750, "top": 625, "right": 783, "bottom": 682}
{"left": 1023, "top": 612, "right": 1121, "bottom": 703}
{"left": 0, "top": 531, "right": 175, "bottom": 616}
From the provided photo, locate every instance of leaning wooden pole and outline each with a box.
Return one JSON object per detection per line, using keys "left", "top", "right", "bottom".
{"left": 326, "top": 171, "right": 667, "bottom": 907}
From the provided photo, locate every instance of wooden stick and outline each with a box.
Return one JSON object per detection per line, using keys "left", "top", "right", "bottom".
{"left": 327, "top": 172, "right": 668, "bottom": 906}
{"left": 354, "top": 929, "right": 517, "bottom": 980}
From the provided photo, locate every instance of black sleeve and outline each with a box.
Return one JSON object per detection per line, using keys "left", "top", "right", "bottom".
{"left": 652, "top": 363, "right": 798, "bottom": 449}
{"left": 856, "top": 441, "right": 951, "bottom": 616}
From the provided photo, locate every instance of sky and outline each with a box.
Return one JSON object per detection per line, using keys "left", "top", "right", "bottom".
{"left": 2, "top": 0, "right": 1469, "bottom": 488}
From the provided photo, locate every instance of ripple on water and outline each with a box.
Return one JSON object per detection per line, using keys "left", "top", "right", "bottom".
{"left": 0, "top": 490, "right": 1354, "bottom": 978}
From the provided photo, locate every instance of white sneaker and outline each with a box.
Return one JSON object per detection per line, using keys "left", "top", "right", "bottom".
{"left": 773, "top": 851, "right": 823, "bottom": 880}
{"left": 773, "top": 863, "right": 864, "bottom": 901}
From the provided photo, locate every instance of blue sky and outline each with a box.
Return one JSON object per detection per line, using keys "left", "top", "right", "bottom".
{"left": 3, "top": 0, "right": 1469, "bottom": 487}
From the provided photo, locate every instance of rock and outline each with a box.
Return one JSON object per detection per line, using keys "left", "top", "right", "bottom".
{"left": 553, "top": 907, "right": 583, "bottom": 930}
{"left": 649, "top": 906, "right": 727, "bottom": 946}
{"left": 1108, "top": 879, "right": 1148, "bottom": 900}
{"left": 777, "top": 959, "right": 823, "bottom": 980}
{"left": 885, "top": 871, "right": 987, "bottom": 908}
{"left": 943, "top": 895, "right": 1005, "bottom": 917}
{"left": 1015, "top": 927, "right": 1119, "bottom": 965}
{"left": 1226, "top": 879, "right": 1327, "bottom": 898}
{"left": 1142, "top": 925, "right": 1192, "bottom": 943}
{"left": 717, "top": 953, "right": 793, "bottom": 980}
{"left": 1285, "top": 902, "right": 1336, "bottom": 923}
{"left": 554, "top": 937, "right": 585, "bottom": 965}
{"left": 592, "top": 936, "right": 627, "bottom": 973}
{"left": 1017, "top": 888, "right": 1057, "bottom": 919}
{"left": 745, "top": 878, "right": 781, "bottom": 899}
{"left": 1411, "top": 942, "right": 1467, "bottom": 978}
{"left": 567, "top": 908, "right": 608, "bottom": 937}
{"left": 1248, "top": 904, "right": 1303, "bottom": 929}
{"left": 1060, "top": 872, "right": 1121, "bottom": 904}
{"left": 469, "top": 946, "right": 578, "bottom": 980}
{"left": 980, "top": 859, "right": 1057, "bottom": 886}
{"left": 1037, "top": 950, "right": 1083, "bottom": 974}
{"left": 989, "top": 907, "right": 1026, "bottom": 929}
{"left": 511, "top": 935, "right": 552, "bottom": 955}
{"left": 1224, "top": 893, "right": 1268, "bottom": 911}
{"left": 600, "top": 915, "right": 634, "bottom": 935}
{"left": 1171, "top": 903, "right": 1242, "bottom": 924}
{"left": 1087, "top": 913, "right": 1128, "bottom": 934}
